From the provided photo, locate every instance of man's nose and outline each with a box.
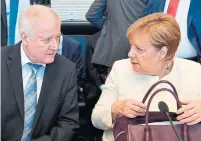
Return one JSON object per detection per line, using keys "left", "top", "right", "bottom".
{"left": 50, "top": 39, "right": 59, "bottom": 50}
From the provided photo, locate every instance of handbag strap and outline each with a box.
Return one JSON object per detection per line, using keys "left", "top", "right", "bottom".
{"left": 145, "top": 88, "right": 182, "bottom": 129}
{"left": 142, "top": 80, "right": 180, "bottom": 108}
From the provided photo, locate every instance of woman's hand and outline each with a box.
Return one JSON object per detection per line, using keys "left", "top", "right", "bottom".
{"left": 112, "top": 99, "right": 147, "bottom": 120}
{"left": 176, "top": 100, "right": 201, "bottom": 125}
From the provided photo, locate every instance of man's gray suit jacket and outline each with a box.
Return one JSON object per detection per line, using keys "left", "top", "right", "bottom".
{"left": 86, "top": 0, "right": 148, "bottom": 67}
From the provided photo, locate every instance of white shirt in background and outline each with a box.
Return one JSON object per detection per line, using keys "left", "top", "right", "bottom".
{"left": 164, "top": 0, "right": 197, "bottom": 58}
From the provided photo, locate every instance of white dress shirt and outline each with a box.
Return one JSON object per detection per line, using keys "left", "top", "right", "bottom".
{"left": 92, "top": 58, "right": 201, "bottom": 141}
{"left": 164, "top": 0, "right": 197, "bottom": 58}
{"left": 57, "top": 35, "right": 63, "bottom": 55}
{"left": 21, "top": 45, "right": 46, "bottom": 102}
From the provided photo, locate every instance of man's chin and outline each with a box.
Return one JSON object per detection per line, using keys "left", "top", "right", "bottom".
{"left": 45, "top": 58, "right": 55, "bottom": 64}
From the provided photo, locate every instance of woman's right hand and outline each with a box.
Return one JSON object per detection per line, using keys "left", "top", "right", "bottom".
{"left": 111, "top": 99, "right": 147, "bottom": 120}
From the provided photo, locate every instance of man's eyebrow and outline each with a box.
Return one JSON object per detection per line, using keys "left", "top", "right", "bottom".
{"left": 42, "top": 36, "right": 52, "bottom": 40}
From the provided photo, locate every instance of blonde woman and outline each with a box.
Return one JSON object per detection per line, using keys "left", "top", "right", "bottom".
{"left": 91, "top": 13, "right": 201, "bottom": 141}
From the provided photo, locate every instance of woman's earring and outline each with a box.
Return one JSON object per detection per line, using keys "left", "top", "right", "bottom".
{"left": 165, "top": 62, "right": 172, "bottom": 75}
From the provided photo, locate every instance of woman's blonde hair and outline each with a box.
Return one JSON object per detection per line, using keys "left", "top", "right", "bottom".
{"left": 127, "top": 13, "right": 180, "bottom": 60}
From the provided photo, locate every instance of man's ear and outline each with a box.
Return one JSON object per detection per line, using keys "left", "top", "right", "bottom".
{"left": 159, "top": 46, "right": 168, "bottom": 60}
{"left": 21, "top": 33, "right": 28, "bottom": 47}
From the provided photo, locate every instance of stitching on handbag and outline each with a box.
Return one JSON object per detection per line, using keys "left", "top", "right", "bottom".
{"left": 114, "top": 131, "right": 126, "bottom": 141}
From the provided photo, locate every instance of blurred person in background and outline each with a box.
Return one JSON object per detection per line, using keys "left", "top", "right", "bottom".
{"left": 57, "top": 34, "right": 84, "bottom": 101}
{"left": 86, "top": 0, "right": 148, "bottom": 68}
{"left": 145, "top": 0, "right": 201, "bottom": 63}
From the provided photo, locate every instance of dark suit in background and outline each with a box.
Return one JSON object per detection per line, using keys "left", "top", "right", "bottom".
{"left": 86, "top": 0, "right": 148, "bottom": 67}
{"left": 1, "top": 0, "right": 7, "bottom": 46}
{"left": 84, "top": 32, "right": 108, "bottom": 108}
{"left": 145, "top": 0, "right": 201, "bottom": 63}
{"left": 1, "top": 43, "right": 79, "bottom": 141}
{"left": 61, "top": 35, "right": 84, "bottom": 90}
{"left": 76, "top": 32, "right": 110, "bottom": 141}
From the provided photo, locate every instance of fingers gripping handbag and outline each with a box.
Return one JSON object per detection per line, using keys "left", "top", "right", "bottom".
{"left": 113, "top": 80, "right": 201, "bottom": 141}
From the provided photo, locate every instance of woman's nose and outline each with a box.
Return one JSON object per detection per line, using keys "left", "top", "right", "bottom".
{"left": 128, "top": 48, "right": 136, "bottom": 58}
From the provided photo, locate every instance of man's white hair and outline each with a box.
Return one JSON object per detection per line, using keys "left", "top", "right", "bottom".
{"left": 18, "top": 5, "right": 61, "bottom": 39}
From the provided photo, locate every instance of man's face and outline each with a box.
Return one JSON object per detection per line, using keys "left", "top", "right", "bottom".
{"left": 22, "top": 18, "right": 61, "bottom": 64}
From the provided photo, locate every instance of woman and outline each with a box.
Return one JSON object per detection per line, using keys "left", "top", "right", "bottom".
{"left": 91, "top": 13, "right": 201, "bottom": 141}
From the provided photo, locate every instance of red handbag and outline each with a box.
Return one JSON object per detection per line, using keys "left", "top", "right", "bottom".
{"left": 113, "top": 80, "right": 201, "bottom": 141}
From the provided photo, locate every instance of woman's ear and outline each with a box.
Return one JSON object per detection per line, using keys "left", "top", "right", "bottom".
{"left": 159, "top": 46, "right": 168, "bottom": 60}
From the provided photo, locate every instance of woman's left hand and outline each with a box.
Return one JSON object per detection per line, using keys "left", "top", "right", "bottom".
{"left": 176, "top": 100, "right": 201, "bottom": 125}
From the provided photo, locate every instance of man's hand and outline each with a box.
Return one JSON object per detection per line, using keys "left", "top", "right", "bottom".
{"left": 177, "top": 100, "right": 201, "bottom": 125}
{"left": 112, "top": 99, "right": 147, "bottom": 120}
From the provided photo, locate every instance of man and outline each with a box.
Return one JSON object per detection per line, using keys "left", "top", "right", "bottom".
{"left": 86, "top": 0, "right": 148, "bottom": 67}
{"left": 57, "top": 34, "right": 84, "bottom": 92}
{"left": 84, "top": 32, "right": 108, "bottom": 109}
{"left": 81, "top": 31, "right": 108, "bottom": 140}
{"left": 145, "top": 0, "right": 201, "bottom": 63}
{"left": 1, "top": 0, "right": 51, "bottom": 46}
{"left": 1, "top": 5, "right": 79, "bottom": 141}
{"left": 57, "top": 35, "right": 86, "bottom": 123}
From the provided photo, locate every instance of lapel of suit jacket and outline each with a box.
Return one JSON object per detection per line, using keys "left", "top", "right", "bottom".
{"left": 187, "top": 0, "right": 201, "bottom": 56}
{"left": 158, "top": 0, "right": 166, "bottom": 12}
{"left": 187, "top": 0, "right": 197, "bottom": 29}
{"left": 61, "top": 36, "right": 68, "bottom": 56}
{"left": 7, "top": 42, "right": 24, "bottom": 120}
{"left": 32, "top": 57, "right": 58, "bottom": 132}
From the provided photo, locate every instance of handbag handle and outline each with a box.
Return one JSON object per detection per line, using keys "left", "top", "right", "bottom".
{"left": 142, "top": 80, "right": 177, "bottom": 102}
{"left": 144, "top": 87, "right": 184, "bottom": 141}
{"left": 142, "top": 80, "right": 180, "bottom": 109}
{"left": 145, "top": 88, "right": 182, "bottom": 128}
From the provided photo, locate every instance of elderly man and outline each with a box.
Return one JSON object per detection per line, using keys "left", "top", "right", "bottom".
{"left": 1, "top": 5, "right": 79, "bottom": 141}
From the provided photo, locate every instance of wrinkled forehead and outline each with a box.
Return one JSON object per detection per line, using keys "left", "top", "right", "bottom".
{"left": 34, "top": 27, "right": 61, "bottom": 40}
{"left": 32, "top": 15, "right": 61, "bottom": 38}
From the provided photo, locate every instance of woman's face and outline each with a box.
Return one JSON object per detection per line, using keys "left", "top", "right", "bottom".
{"left": 128, "top": 34, "right": 163, "bottom": 75}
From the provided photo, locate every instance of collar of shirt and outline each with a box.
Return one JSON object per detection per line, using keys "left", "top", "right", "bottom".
{"left": 21, "top": 43, "right": 46, "bottom": 102}
{"left": 57, "top": 35, "right": 63, "bottom": 55}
